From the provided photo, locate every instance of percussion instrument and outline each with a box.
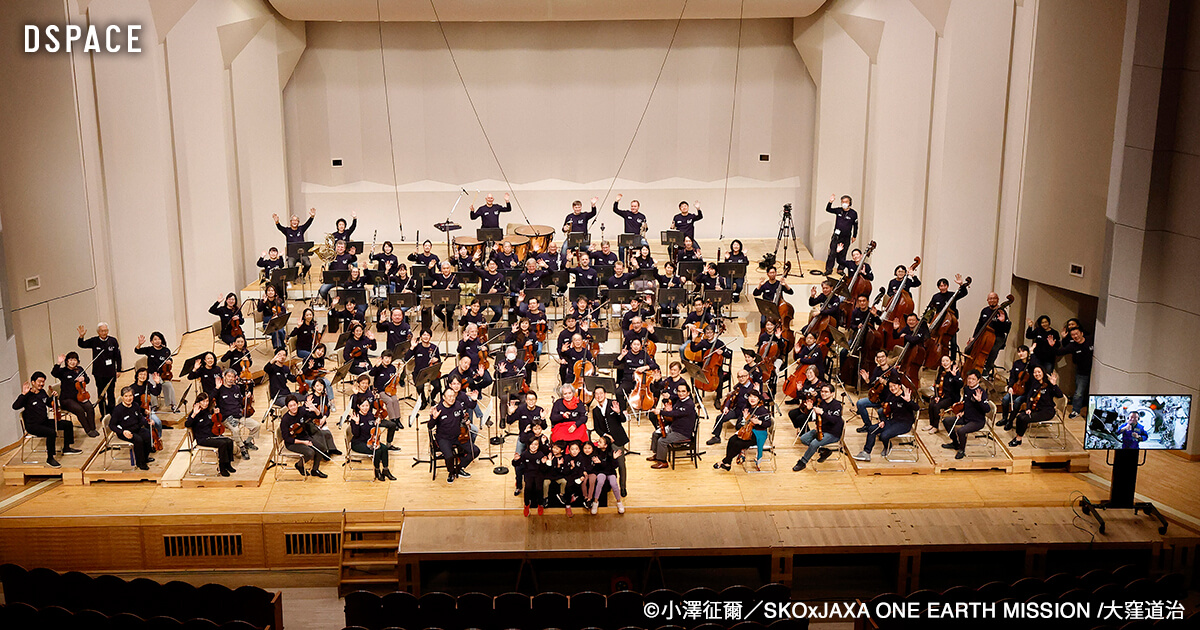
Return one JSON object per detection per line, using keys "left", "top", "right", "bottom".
{"left": 453, "top": 236, "right": 484, "bottom": 260}
{"left": 504, "top": 235, "right": 531, "bottom": 262}
{"left": 515, "top": 224, "right": 555, "bottom": 254}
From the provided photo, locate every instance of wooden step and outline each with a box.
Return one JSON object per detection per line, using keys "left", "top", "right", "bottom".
{"left": 339, "top": 576, "right": 399, "bottom": 585}
{"left": 343, "top": 540, "right": 399, "bottom": 550}
{"left": 344, "top": 522, "right": 404, "bottom": 533}
{"left": 341, "top": 558, "right": 399, "bottom": 568}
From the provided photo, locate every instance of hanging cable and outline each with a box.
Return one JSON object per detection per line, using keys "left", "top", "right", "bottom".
{"left": 426, "top": 0, "right": 535, "bottom": 228}
{"left": 717, "top": 0, "right": 746, "bottom": 240}
{"left": 597, "top": 0, "right": 691, "bottom": 213}
{"left": 377, "top": 0, "right": 406, "bottom": 240}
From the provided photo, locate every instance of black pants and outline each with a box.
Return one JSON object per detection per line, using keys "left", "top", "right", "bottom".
{"left": 435, "top": 434, "right": 477, "bottom": 473}
{"left": 1015, "top": 407, "right": 1056, "bottom": 437}
{"left": 722, "top": 435, "right": 756, "bottom": 465}
{"left": 943, "top": 417, "right": 984, "bottom": 450}
{"left": 522, "top": 472, "right": 544, "bottom": 507}
{"left": 788, "top": 407, "right": 810, "bottom": 430}
{"left": 60, "top": 399, "right": 96, "bottom": 433}
{"left": 286, "top": 443, "right": 322, "bottom": 470}
{"left": 197, "top": 436, "right": 236, "bottom": 466}
{"left": 378, "top": 418, "right": 400, "bottom": 443}
{"left": 928, "top": 398, "right": 956, "bottom": 429}
{"left": 826, "top": 236, "right": 850, "bottom": 275}
{"left": 118, "top": 427, "right": 152, "bottom": 467}
{"left": 28, "top": 420, "right": 74, "bottom": 456}
{"left": 352, "top": 439, "right": 388, "bottom": 468}
{"left": 433, "top": 305, "right": 454, "bottom": 330}
{"left": 95, "top": 373, "right": 117, "bottom": 417}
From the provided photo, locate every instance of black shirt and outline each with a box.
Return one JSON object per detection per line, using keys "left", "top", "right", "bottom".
{"left": 563, "top": 207, "right": 597, "bottom": 233}
{"left": 660, "top": 396, "right": 697, "bottom": 439}
{"left": 186, "top": 409, "right": 220, "bottom": 441}
{"left": 109, "top": 402, "right": 147, "bottom": 435}
{"left": 887, "top": 276, "right": 921, "bottom": 296}
{"left": 613, "top": 202, "right": 647, "bottom": 234}
{"left": 276, "top": 217, "right": 313, "bottom": 242}
{"left": 215, "top": 384, "right": 246, "bottom": 419}
{"left": 815, "top": 398, "right": 843, "bottom": 438}
{"left": 470, "top": 202, "right": 512, "bottom": 229}
{"left": 430, "top": 398, "right": 476, "bottom": 437}
{"left": 78, "top": 335, "right": 122, "bottom": 377}
{"left": 135, "top": 345, "right": 173, "bottom": 375}
{"left": 591, "top": 399, "right": 628, "bottom": 445}
{"left": 264, "top": 362, "right": 294, "bottom": 400}
{"left": 672, "top": 209, "right": 703, "bottom": 239}
{"left": 1058, "top": 335, "right": 1093, "bottom": 376}
{"left": 825, "top": 202, "right": 859, "bottom": 240}
{"left": 549, "top": 398, "right": 588, "bottom": 430}
{"left": 12, "top": 390, "right": 53, "bottom": 431}
{"left": 753, "top": 279, "right": 792, "bottom": 303}
{"left": 51, "top": 364, "right": 90, "bottom": 403}
{"left": 568, "top": 266, "right": 600, "bottom": 287}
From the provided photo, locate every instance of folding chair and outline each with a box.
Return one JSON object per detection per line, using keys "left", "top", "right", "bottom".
{"left": 343, "top": 423, "right": 374, "bottom": 481}
{"left": 185, "top": 429, "right": 221, "bottom": 477}
{"left": 273, "top": 426, "right": 309, "bottom": 481}
{"left": 884, "top": 428, "right": 920, "bottom": 463}
{"left": 99, "top": 414, "right": 136, "bottom": 470}
{"left": 964, "top": 401, "right": 999, "bottom": 458}
{"left": 1026, "top": 397, "right": 1068, "bottom": 450}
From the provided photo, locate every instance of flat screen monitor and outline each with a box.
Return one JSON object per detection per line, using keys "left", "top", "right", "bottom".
{"left": 1084, "top": 394, "right": 1191, "bottom": 450}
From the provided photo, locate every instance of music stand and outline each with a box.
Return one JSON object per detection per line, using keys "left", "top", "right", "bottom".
{"left": 608, "top": 289, "right": 635, "bottom": 306}
{"left": 329, "top": 360, "right": 355, "bottom": 410}
{"left": 410, "top": 363, "right": 443, "bottom": 467}
{"left": 717, "top": 262, "right": 747, "bottom": 280}
{"left": 595, "top": 265, "right": 614, "bottom": 280}
{"left": 587, "top": 327, "right": 610, "bottom": 346}
{"left": 756, "top": 298, "right": 782, "bottom": 323}
{"left": 565, "top": 232, "right": 590, "bottom": 251}
{"left": 457, "top": 271, "right": 479, "bottom": 286}
{"left": 322, "top": 270, "right": 350, "bottom": 287}
{"left": 268, "top": 267, "right": 298, "bottom": 294}
{"left": 681, "top": 357, "right": 716, "bottom": 391}
{"left": 569, "top": 287, "right": 598, "bottom": 304}
{"left": 490, "top": 376, "right": 524, "bottom": 475}
{"left": 705, "top": 289, "right": 734, "bottom": 318}
{"left": 477, "top": 228, "right": 503, "bottom": 243}
{"left": 550, "top": 270, "right": 570, "bottom": 289}
{"left": 346, "top": 240, "right": 365, "bottom": 255}
{"left": 583, "top": 375, "right": 617, "bottom": 401}
{"left": 364, "top": 269, "right": 389, "bottom": 286}
{"left": 660, "top": 230, "right": 682, "bottom": 248}
{"left": 657, "top": 326, "right": 684, "bottom": 354}
{"left": 617, "top": 234, "right": 641, "bottom": 250}
{"left": 594, "top": 352, "right": 619, "bottom": 374}
{"left": 334, "top": 331, "right": 352, "bottom": 352}
{"left": 678, "top": 261, "right": 703, "bottom": 281}
{"left": 503, "top": 269, "right": 522, "bottom": 286}
{"left": 335, "top": 288, "right": 367, "bottom": 306}
{"left": 409, "top": 264, "right": 430, "bottom": 289}
{"left": 523, "top": 288, "right": 552, "bottom": 307}
{"left": 179, "top": 353, "right": 206, "bottom": 380}
{"left": 388, "top": 292, "right": 420, "bottom": 310}
{"left": 263, "top": 310, "right": 291, "bottom": 337}
{"left": 287, "top": 241, "right": 314, "bottom": 267}
{"left": 658, "top": 288, "right": 687, "bottom": 308}
{"left": 475, "top": 292, "right": 505, "bottom": 310}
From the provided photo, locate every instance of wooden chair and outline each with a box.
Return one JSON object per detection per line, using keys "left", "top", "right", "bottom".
{"left": 667, "top": 433, "right": 702, "bottom": 469}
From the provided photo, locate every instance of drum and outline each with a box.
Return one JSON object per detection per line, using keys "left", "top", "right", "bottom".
{"left": 504, "top": 235, "right": 531, "bottom": 264}
{"left": 515, "top": 224, "right": 555, "bottom": 255}
{"left": 453, "top": 236, "right": 483, "bottom": 260}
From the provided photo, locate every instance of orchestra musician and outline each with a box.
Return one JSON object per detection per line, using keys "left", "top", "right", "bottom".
{"left": 78, "top": 323, "right": 121, "bottom": 417}
{"left": 671, "top": 201, "right": 703, "bottom": 241}
{"left": 429, "top": 386, "right": 479, "bottom": 483}
{"left": 714, "top": 389, "right": 772, "bottom": 471}
{"left": 349, "top": 397, "right": 394, "bottom": 481}
{"left": 184, "top": 392, "right": 237, "bottom": 476}
{"left": 557, "top": 333, "right": 594, "bottom": 386}
{"left": 302, "top": 381, "right": 341, "bottom": 457}
{"left": 855, "top": 350, "right": 892, "bottom": 431}
{"left": 13, "top": 372, "right": 82, "bottom": 468}
{"left": 52, "top": 352, "right": 99, "bottom": 437}
{"left": 215, "top": 368, "right": 260, "bottom": 460}
{"left": 220, "top": 335, "right": 252, "bottom": 372}
{"left": 330, "top": 211, "right": 357, "bottom": 244}
{"left": 407, "top": 240, "right": 440, "bottom": 278}
{"left": 648, "top": 383, "right": 697, "bottom": 469}
{"left": 343, "top": 323, "right": 377, "bottom": 376}
{"left": 134, "top": 331, "right": 176, "bottom": 409}
{"left": 368, "top": 350, "right": 405, "bottom": 448}
{"left": 824, "top": 193, "right": 859, "bottom": 276}
{"left": 110, "top": 386, "right": 154, "bottom": 471}
{"left": 1007, "top": 366, "right": 1062, "bottom": 448}
{"left": 273, "top": 208, "right": 316, "bottom": 272}
{"left": 317, "top": 239, "right": 357, "bottom": 304}
{"left": 377, "top": 307, "right": 412, "bottom": 356}
{"left": 188, "top": 352, "right": 223, "bottom": 397}
{"left": 428, "top": 262, "right": 461, "bottom": 330}
{"left": 280, "top": 394, "right": 326, "bottom": 478}
{"left": 707, "top": 369, "right": 759, "bottom": 445}
{"left": 999, "top": 345, "right": 1032, "bottom": 430}
{"left": 612, "top": 193, "right": 648, "bottom": 258}
{"left": 752, "top": 265, "right": 792, "bottom": 327}
{"left": 1054, "top": 326, "right": 1094, "bottom": 418}
{"left": 289, "top": 308, "right": 320, "bottom": 359}
{"left": 793, "top": 383, "right": 843, "bottom": 471}
{"left": 886, "top": 264, "right": 921, "bottom": 297}
{"left": 258, "top": 283, "right": 287, "bottom": 351}
{"left": 210, "top": 293, "right": 245, "bottom": 346}
{"left": 369, "top": 240, "right": 399, "bottom": 279}
{"left": 942, "top": 370, "right": 988, "bottom": 459}
{"left": 616, "top": 338, "right": 659, "bottom": 409}
{"left": 563, "top": 198, "right": 598, "bottom": 235}
{"left": 854, "top": 376, "right": 916, "bottom": 463}
{"left": 922, "top": 355, "right": 962, "bottom": 434}
{"left": 444, "top": 355, "right": 494, "bottom": 430}
{"left": 469, "top": 192, "right": 513, "bottom": 229}
{"left": 634, "top": 245, "right": 658, "bottom": 273}
{"left": 725, "top": 240, "right": 749, "bottom": 300}
{"left": 130, "top": 368, "right": 165, "bottom": 434}
{"left": 838, "top": 247, "right": 873, "bottom": 281}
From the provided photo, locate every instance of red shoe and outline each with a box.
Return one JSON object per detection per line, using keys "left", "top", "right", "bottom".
{"left": 566, "top": 506, "right": 574, "bottom": 518}
{"left": 537, "top": 505, "right": 544, "bottom": 516}
{"left": 523, "top": 506, "right": 530, "bottom": 517}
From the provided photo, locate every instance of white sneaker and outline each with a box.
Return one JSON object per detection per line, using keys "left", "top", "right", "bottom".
{"left": 853, "top": 451, "right": 871, "bottom": 462}
{"left": 590, "top": 504, "right": 598, "bottom": 515}
{"left": 617, "top": 502, "right": 625, "bottom": 514}
{"left": 924, "top": 426, "right": 938, "bottom": 434}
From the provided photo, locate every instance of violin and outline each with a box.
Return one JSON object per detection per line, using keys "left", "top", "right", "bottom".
{"left": 229, "top": 314, "right": 243, "bottom": 339}
{"left": 533, "top": 320, "right": 548, "bottom": 344}
{"left": 151, "top": 416, "right": 163, "bottom": 452}
{"left": 159, "top": 359, "right": 174, "bottom": 382}
{"left": 349, "top": 345, "right": 365, "bottom": 360}
{"left": 457, "top": 416, "right": 471, "bottom": 444}
{"left": 373, "top": 397, "right": 389, "bottom": 421}
{"left": 75, "top": 378, "right": 91, "bottom": 403}
{"left": 736, "top": 407, "right": 757, "bottom": 441}
{"left": 384, "top": 367, "right": 402, "bottom": 397}
{"left": 242, "top": 385, "right": 255, "bottom": 417}
{"left": 1011, "top": 369, "right": 1031, "bottom": 397}
{"left": 239, "top": 355, "right": 252, "bottom": 381}
{"left": 866, "top": 368, "right": 895, "bottom": 405}
{"left": 211, "top": 408, "right": 226, "bottom": 436}
{"left": 477, "top": 347, "right": 491, "bottom": 373}
{"left": 367, "top": 417, "right": 383, "bottom": 449}
{"left": 289, "top": 421, "right": 308, "bottom": 437}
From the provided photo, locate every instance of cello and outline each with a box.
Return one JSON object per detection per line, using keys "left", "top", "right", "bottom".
{"left": 961, "top": 294, "right": 1014, "bottom": 374}
{"left": 572, "top": 358, "right": 596, "bottom": 405}
{"left": 922, "top": 277, "right": 972, "bottom": 369}
{"left": 838, "top": 240, "right": 877, "bottom": 323}
{"left": 879, "top": 257, "right": 921, "bottom": 350}
{"left": 139, "top": 388, "right": 163, "bottom": 452}
{"left": 629, "top": 368, "right": 658, "bottom": 411}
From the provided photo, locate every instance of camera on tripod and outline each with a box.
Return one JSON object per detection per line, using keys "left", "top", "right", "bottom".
{"left": 782, "top": 203, "right": 793, "bottom": 217}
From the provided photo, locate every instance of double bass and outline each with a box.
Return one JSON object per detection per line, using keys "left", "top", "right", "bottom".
{"left": 838, "top": 287, "right": 888, "bottom": 390}
{"left": 960, "top": 294, "right": 1014, "bottom": 375}
{"left": 879, "top": 257, "right": 921, "bottom": 350}
{"left": 922, "top": 277, "right": 972, "bottom": 369}
{"left": 838, "top": 240, "right": 877, "bottom": 324}
{"left": 776, "top": 261, "right": 796, "bottom": 348}
{"left": 893, "top": 306, "right": 936, "bottom": 389}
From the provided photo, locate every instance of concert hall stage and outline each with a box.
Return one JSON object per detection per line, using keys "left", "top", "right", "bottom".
{"left": 1, "top": 237, "right": 1197, "bottom": 594}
